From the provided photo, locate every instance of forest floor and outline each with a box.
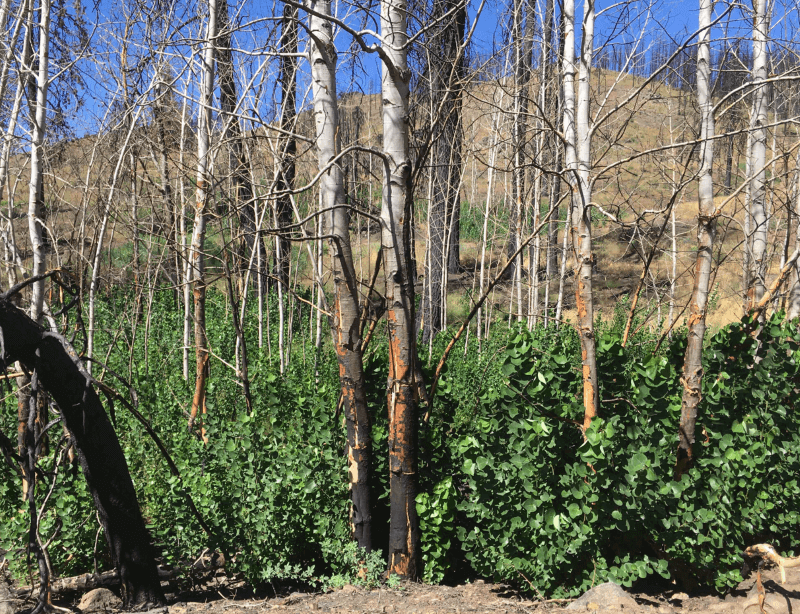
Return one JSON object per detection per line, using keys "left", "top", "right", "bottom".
{"left": 24, "top": 564, "right": 798, "bottom": 614}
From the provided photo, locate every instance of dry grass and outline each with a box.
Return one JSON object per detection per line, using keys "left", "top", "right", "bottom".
{"left": 6, "top": 70, "right": 798, "bottom": 339}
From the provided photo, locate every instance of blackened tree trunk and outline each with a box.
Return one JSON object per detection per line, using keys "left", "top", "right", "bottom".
{"left": 0, "top": 299, "right": 164, "bottom": 607}
{"left": 541, "top": 0, "right": 560, "bottom": 322}
{"left": 275, "top": 1, "right": 298, "bottom": 289}
{"left": 420, "top": 0, "right": 466, "bottom": 343}
{"left": 306, "top": 0, "right": 373, "bottom": 551}
{"left": 724, "top": 133, "right": 734, "bottom": 195}
{"left": 217, "top": 0, "right": 265, "bottom": 287}
{"left": 507, "top": 0, "right": 533, "bottom": 275}
{"left": 381, "top": 0, "right": 421, "bottom": 578}
{"left": 151, "top": 72, "right": 181, "bottom": 296}
{"left": 544, "top": 0, "right": 560, "bottom": 285}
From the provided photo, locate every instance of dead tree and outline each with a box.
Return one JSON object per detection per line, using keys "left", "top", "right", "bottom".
{"left": 0, "top": 296, "right": 164, "bottom": 608}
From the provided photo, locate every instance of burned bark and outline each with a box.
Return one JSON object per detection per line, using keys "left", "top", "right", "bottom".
{"left": 275, "top": 1, "right": 298, "bottom": 290}
{"left": 563, "top": 0, "right": 599, "bottom": 431}
{"left": 217, "top": 0, "right": 265, "bottom": 287}
{"left": 420, "top": 0, "right": 466, "bottom": 343}
{"left": 381, "top": 0, "right": 422, "bottom": 578}
{"left": 187, "top": 0, "right": 217, "bottom": 440}
{"left": 0, "top": 298, "right": 164, "bottom": 607}
{"left": 676, "top": 0, "right": 716, "bottom": 478}
{"left": 306, "top": 0, "right": 373, "bottom": 551}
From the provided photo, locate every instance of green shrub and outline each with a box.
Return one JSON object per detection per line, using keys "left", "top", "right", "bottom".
{"left": 3, "top": 286, "right": 800, "bottom": 598}
{"left": 445, "top": 314, "right": 800, "bottom": 596}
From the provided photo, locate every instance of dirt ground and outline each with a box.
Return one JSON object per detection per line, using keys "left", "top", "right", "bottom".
{"left": 20, "top": 563, "right": 797, "bottom": 614}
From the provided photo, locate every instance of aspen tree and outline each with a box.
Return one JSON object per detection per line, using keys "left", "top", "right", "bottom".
{"left": 420, "top": 0, "right": 466, "bottom": 342}
{"left": 745, "top": 0, "right": 770, "bottom": 310}
{"left": 381, "top": 0, "right": 422, "bottom": 578}
{"left": 676, "top": 0, "right": 716, "bottom": 477}
{"left": 217, "top": 0, "right": 262, "bottom": 286}
{"left": 276, "top": 1, "right": 298, "bottom": 290}
{"left": 26, "top": 0, "right": 50, "bottom": 324}
{"left": 562, "top": 0, "right": 598, "bottom": 431}
{"left": 306, "top": 0, "right": 373, "bottom": 551}
{"left": 187, "top": 0, "right": 217, "bottom": 439}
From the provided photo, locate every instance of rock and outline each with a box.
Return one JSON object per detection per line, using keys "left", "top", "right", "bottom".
{"left": 567, "top": 582, "right": 640, "bottom": 612}
{"left": 77, "top": 588, "right": 122, "bottom": 612}
{"left": 0, "top": 575, "right": 16, "bottom": 614}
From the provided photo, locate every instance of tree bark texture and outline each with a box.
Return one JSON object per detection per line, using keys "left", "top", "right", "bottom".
{"left": 676, "top": 0, "right": 716, "bottom": 478}
{"left": 746, "top": 0, "right": 770, "bottom": 310}
{"left": 381, "top": 0, "right": 421, "bottom": 579}
{"left": 26, "top": 0, "right": 50, "bottom": 323}
{"left": 544, "top": 0, "right": 561, "bottom": 287}
{"left": 507, "top": 0, "right": 532, "bottom": 266}
{"left": 563, "top": 0, "right": 599, "bottom": 432}
{"left": 217, "top": 0, "right": 264, "bottom": 287}
{"left": 307, "top": 0, "right": 373, "bottom": 552}
{"left": 0, "top": 299, "right": 164, "bottom": 607}
{"left": 275, "top": 1, "right": 298, "bottom": 290}
{"left": 420, "top": 0, "right": 465, "bottom": 343}
{"left": 187, "top": 0, "right": 217, "bottom": 439}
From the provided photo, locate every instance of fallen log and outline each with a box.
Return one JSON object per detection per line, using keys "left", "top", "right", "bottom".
{"left": 13, "top": 556, "right": 225, "bottom": 598}
{"left": 14, "top": 570, "right": 121, "bottom": 597}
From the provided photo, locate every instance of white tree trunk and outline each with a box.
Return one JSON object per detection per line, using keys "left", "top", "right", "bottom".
{"left": 306, "top": 0, "right": 373, "bottom": 550}
{"left": 26, "top": 0, "right": 50, "bottom": 322}
{"left": 380, "top": 0, "right": 421, "bottom": 578}
{"left": 187, "top": 0, "right": 217, "bottom": 438}
{"left": 747, "top": 0, "right": 770, "bottom": 309}
{"left": 563, "top": 0, "right": 598, "bottom": 431}
{"left": 676, "top": 0, "right": 716, "bottom": 477}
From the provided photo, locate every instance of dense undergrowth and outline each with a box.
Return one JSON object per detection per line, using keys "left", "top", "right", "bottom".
{"left": 2, "top": 288, "right": 800, "bottom": 597}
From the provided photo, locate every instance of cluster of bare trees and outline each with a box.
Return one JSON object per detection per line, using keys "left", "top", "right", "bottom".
{"left": 2, "top": 0, "right": 800, "bottom": 596}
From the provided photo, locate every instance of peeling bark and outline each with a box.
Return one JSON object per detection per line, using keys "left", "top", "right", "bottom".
{"left": 381, "top": 0, "right": 421, "bottom": 579}
{"left": 563, "top": 0, "right": 598, "bottom": 432}
{"left": 187, "top": 0, "right": 217, "bottom": 441}
{"left": 676, "top": 0, "right": 715, "bottom": 478}
{"left": 307, "top": 0, "right": 372, "bottom": 551}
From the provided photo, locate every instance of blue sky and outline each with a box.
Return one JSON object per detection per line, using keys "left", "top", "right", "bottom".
{"left": 61, "top": 0, "right": 800, "bottom": 138}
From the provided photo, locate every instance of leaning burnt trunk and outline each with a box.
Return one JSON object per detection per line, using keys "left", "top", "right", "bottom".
{"left": 0, "top": 299, "right": 164, "bottom": 607}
